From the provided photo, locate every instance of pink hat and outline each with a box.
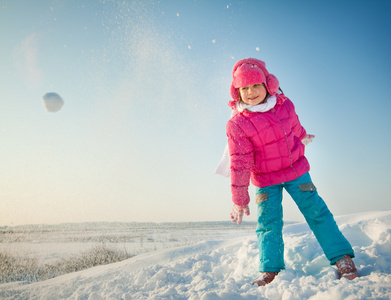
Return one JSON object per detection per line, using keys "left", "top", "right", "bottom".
{"left": 230, "top": 58, "right": 279, "bottom": 101}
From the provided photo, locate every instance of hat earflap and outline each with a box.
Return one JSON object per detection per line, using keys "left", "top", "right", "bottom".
{"left": 230, "top": 84, "right": 240, "bottom": 101}
{"left": 266, "top": 74, "right": 279, "bottom": 95}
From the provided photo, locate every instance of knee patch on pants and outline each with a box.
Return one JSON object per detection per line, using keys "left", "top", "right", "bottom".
{"left": 298, "top": 182, "right": 317, "bottom": 192}
{"left": 256, "top": 193, "right": 269, "bottom": 204}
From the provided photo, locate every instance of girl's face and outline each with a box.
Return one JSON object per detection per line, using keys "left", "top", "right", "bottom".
{"left": 239, "top": 83, "right": 268, "bottom": 106}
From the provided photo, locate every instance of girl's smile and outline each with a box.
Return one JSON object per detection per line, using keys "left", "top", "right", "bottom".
{"left": 239, "top": 83, "right": 268, "bottom": 106}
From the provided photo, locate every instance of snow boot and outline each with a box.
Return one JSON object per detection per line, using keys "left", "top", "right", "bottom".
{"left": 252, "top": 272, "right": 278, "bottom": 286}
{"left": 336, "top": 255, "right": 359, "bottom": 280}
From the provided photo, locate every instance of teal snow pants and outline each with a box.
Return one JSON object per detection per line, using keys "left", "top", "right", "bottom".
{"left": 255, "top": 172, "right": 354, "bottom": 273}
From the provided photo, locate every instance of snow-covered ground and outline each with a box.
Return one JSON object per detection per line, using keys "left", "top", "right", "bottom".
{"left": 0, "top": 211, "right": 390, "bottom": 299}
{"left": 0, "top": 222, "right": 258, "bottom": 265}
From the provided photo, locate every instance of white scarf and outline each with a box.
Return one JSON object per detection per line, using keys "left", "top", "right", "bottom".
{"left": 214, "top": 95, "right": 277, "bottom": 177}
{"left": 236, "top": 94, "right": 277, "bottom": 113}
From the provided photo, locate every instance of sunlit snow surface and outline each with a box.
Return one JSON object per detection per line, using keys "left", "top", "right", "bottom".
{"left": 1, "top": 211, "right": 390, "bottom": 299}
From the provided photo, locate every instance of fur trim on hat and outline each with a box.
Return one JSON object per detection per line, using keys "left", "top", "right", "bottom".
{"left": 230, "top": 58, "right": 279, "bottom": 101}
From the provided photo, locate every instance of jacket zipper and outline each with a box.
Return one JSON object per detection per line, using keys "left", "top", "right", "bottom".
{"left": 271, "top": 109, "right": 298, "bottom": 177}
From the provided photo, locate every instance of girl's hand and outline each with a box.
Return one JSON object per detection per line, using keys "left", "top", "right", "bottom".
{"left": 302, "top": 134, "right": 315, "bottom": 146}
{"left": 230, "top": 204, "right": 250, "bottom": 225}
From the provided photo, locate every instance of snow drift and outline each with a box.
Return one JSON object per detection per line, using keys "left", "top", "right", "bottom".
{"left": 0, "top": 211, "right": 390, "bottom": 299}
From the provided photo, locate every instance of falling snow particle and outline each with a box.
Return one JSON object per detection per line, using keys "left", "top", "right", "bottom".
{"left": 188, "top": 45, "right": 191, "bottom": 50}
{"left": 256, "top": 47, "right": 260, "bottom": 51}
{"left": 212, "top": 40, "right": 216, "bottom": 44}
{"left": 42, "top": 92, "right": 64, "bottom": 112}
{"left": 177, "top": 13, "right": 179, "bottom": 17}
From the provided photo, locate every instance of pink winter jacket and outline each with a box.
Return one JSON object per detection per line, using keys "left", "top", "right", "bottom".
{"left": 227, "top": 93, "right": 310, "bottom": 206}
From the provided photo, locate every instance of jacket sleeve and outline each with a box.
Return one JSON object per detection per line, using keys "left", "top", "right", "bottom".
{"left": 287, "top": 99, "right": 307, "bottom": 140}
{"left": 226, "top": 119, "right": 253, "bottom": 206}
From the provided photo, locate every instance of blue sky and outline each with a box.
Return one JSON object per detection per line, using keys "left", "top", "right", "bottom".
{"left": 1, "top": 0, "right": 390, "bottom": 226}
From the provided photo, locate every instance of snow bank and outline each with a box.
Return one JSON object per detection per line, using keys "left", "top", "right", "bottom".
{"left": 1, "top": 211, "right": 390, "bottom": 299}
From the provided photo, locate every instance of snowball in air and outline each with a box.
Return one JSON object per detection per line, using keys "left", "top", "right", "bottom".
{"left": 42, "top": 92, "right": 64, "bottom": 112}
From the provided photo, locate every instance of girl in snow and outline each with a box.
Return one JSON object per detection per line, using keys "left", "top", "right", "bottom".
{"left": 216, "top": 58, "right": 359, "bottom": 286}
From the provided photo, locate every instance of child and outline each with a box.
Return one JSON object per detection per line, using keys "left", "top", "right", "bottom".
{"left": 216, "top": 58, "right": 359, "bottom": 286}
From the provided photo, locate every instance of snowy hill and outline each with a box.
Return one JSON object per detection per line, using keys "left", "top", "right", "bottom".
{"left": 0, "top": 211, "right": 390, "bottom": 299}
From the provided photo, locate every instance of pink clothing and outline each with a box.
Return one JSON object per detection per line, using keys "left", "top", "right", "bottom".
{"left": 230, "top": 58, "right": 279, "bottom": 101}
{"left": 226, "top": 93, "right": 310, "bottom": 206}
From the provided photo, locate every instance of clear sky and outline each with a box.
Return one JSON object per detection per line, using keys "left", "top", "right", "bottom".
{"left": 1, "top": 0, "right": 390, "bottom": 226}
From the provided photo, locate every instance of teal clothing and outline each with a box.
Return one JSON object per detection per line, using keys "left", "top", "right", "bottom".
{"left": 255, "top": 172, "right": 354, "bottom": 272}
